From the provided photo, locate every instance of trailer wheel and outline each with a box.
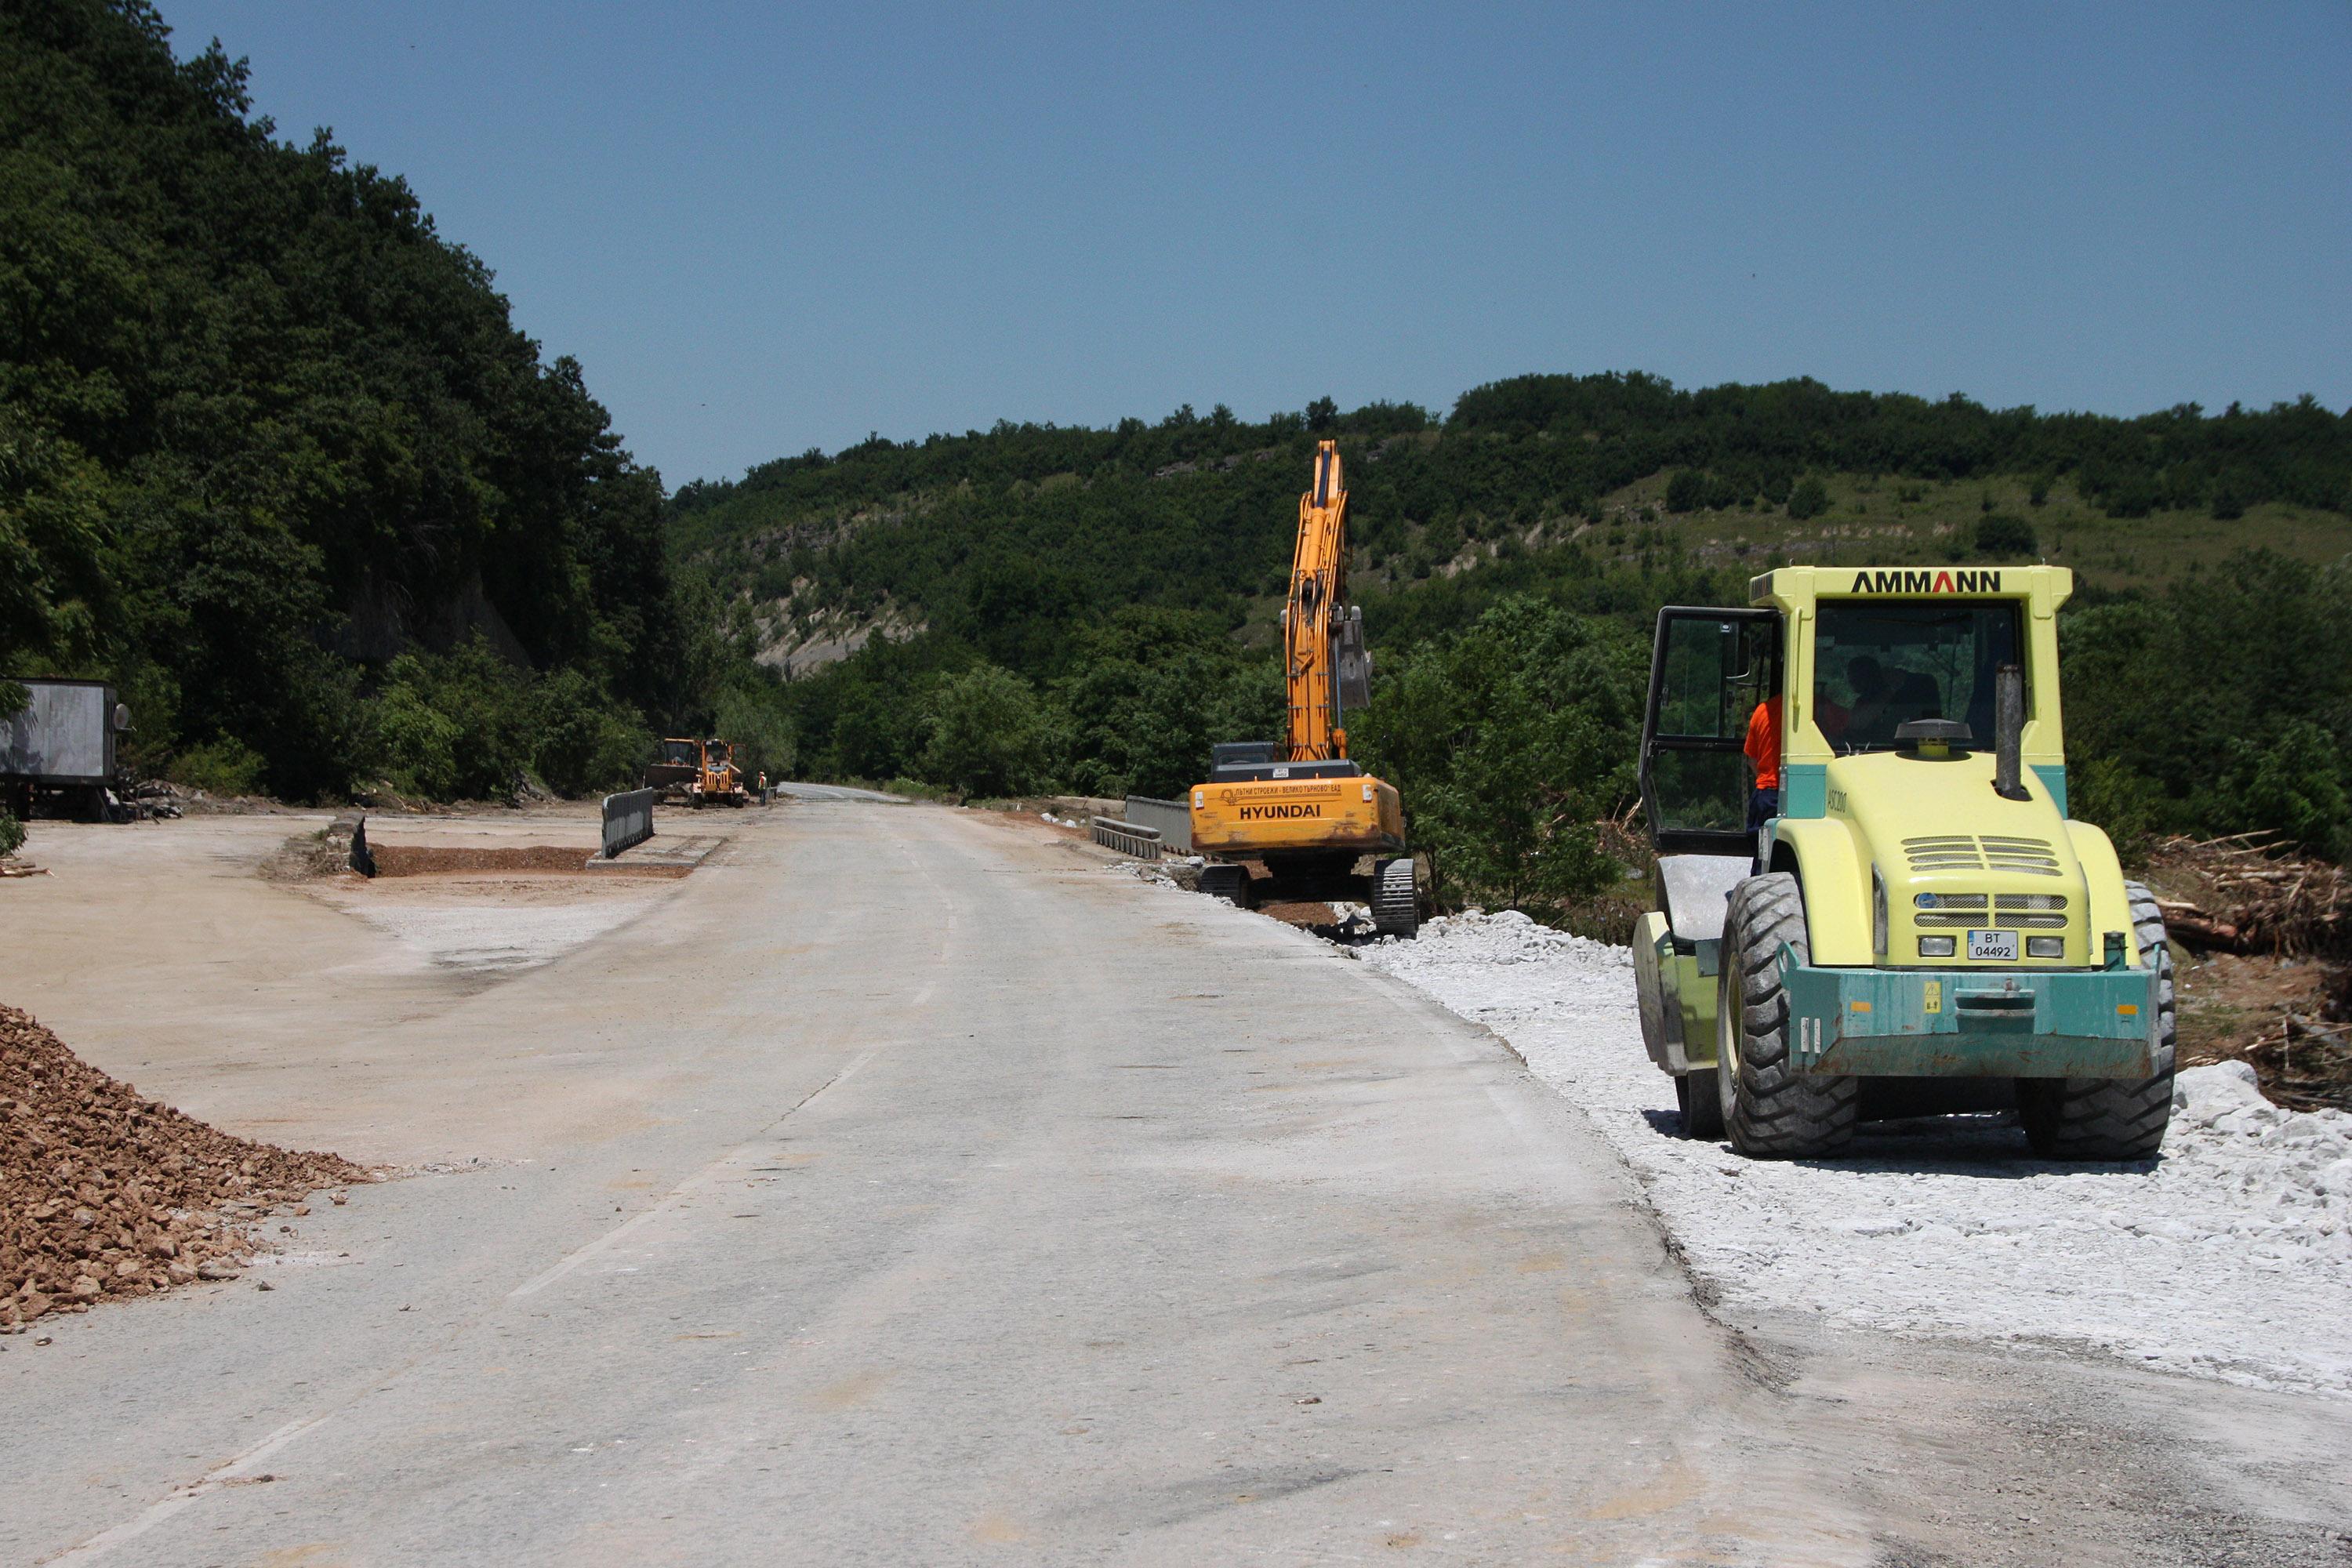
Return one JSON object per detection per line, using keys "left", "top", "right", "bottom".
{"left": 2016, "top": 882, "right": 2176, "bottom": 1161}
{"left": 1200, "top": 863, "right": 1253, "bottom": 908}
{"left": 1717, "top": 873, "right": 1857, "bottom": 1159}
{"left": 1675, "top": 1071, "right": 1724, "bottom": 1138}
{"left": 1370, "top": 857, "right": 1419, "bottom": 938}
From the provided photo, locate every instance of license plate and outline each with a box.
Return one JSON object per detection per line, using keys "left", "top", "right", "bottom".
{"left": 1966, "top": 929, "right": 2017, "bottom": 963}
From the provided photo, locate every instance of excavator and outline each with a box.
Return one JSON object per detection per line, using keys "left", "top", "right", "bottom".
{"left": 1188, "top": 440, "right": 1418, "bottom": 936}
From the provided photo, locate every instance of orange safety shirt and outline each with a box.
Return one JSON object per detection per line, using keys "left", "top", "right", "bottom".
{"left": 1744, "top": 695, "right": 1783, "bottom": 791}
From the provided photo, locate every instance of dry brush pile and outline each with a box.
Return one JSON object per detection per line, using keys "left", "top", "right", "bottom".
{"left": 2, "top": 1006, "right": 368, "bottom": 1327}
{"left": 2153, "top": 833, "right": 2352, "bottom": 1110}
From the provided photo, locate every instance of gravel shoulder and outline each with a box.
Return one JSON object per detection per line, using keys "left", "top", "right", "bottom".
{"left": 1354, "top": 911, "right": 2352, "bottom": 1402}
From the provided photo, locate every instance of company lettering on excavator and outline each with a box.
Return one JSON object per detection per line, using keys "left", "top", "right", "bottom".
{"left": 1188, "top": 441, "right": 1419, "bottom": 935}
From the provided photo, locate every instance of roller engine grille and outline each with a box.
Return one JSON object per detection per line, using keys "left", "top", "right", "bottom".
{"left": 1903, "top": 836, "right": 2064, "bottom": 877}
{"left": 1915, "top": 912, "right": 2068, "bottom": 930}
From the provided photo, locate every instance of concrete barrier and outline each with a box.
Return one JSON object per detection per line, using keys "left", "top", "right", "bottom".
{"left": 1123, "top": 794, "right": 1192, "bottom": 851}
{"left": 601, "top": 788, "right": 656, "bottom": 858}
{"left": 1091, "top": 819, "right": 1163, "bottom": 859}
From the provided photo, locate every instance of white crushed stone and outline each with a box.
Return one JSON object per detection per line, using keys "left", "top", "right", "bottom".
{"left": 1357, "top": 910, "right": 2352, "bottom": 1399}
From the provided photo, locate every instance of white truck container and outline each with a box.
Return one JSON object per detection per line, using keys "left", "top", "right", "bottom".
{"left": 3, "top": 678, "right": 129, "bottom": 820}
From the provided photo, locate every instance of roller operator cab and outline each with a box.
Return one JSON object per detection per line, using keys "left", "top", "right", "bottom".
{"left": 1634, "top": 565, "right": 2175, "bottom": 1160}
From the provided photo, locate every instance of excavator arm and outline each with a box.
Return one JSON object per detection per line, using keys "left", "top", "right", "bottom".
{"left": 1283, "top": 440, "right": 1370, "bottom": 761}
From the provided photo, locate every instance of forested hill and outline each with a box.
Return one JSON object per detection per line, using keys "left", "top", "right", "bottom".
{"left": 2, "top": 0, "right": 693, "bottom": 800}
{"left": 674, "top": 373, "right": 2351, "bottom": 666}
{"left": 673, "top": 376, "right": 2352, "bottom": 898}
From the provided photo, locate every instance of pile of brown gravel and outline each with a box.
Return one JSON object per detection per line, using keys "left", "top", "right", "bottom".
{"left": 2, "top": 1005, "right": 368, "bottom": 1326}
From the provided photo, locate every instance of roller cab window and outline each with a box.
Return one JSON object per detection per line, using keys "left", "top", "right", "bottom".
{"left": 1813, "top": 601, "right": 2022, "bottom": 751}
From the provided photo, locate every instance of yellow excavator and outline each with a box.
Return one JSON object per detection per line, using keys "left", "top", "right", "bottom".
{"left": 1189, "top": 440, "right": 1418, "bottom": 935}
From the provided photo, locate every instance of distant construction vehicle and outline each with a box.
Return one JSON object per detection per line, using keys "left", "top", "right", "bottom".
{"left": 1189, "top": 441, "right": 1418, "bottom": 936}
{"left": 644, "top": 738, "right": 703, "bottom": 804}
{"left": 3, "top": 678, "right": 130, "bottom": 822}
{"left": 692, "top": 739, "right": 750, "bottom": 808}
{"left": 643, "top": 736, "right": 750, "bottom": 808}
{"left": 1632, "top": 565, "right": 2174, "bottom": 1160}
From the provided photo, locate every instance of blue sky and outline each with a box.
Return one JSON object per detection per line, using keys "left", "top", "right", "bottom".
{"left": 164, "top": 2, "right": 2350, "bottom": 488}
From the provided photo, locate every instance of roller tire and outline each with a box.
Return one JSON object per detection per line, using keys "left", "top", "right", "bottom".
{"left": 1371, "top": 857, "right": 1419, "bottom": 938}
{"left": 2016, "top": 881, "right": 2176, "bottom": 1161}
{"left": 1717, "top": 873, "right": 1857, "bottom": 1159}
{"left": 1675, "top": 1070, "right": 1724, "bottom": 1139}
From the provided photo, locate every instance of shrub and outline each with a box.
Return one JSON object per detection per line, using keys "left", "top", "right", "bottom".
{"left": 372, "top": 675, "right": 461, "bottom": 799}
{"left": 0, "top": 810, "right": 22, "bottom": 858}
{"left": 2228, "top": 721, "right": 2352, "bottom": 860}
{"left": 921, "top": 665, "right": 1051, "bottom": 798}
{"left": 534, "top": 669, "right": 647, "bottom": 797}
{"left": 1973, "top": 514, "right": 2038, "bottom": 557}
{"left": 711, "top": 682, "right": 795, "bottom": 783}
{"left": 1664, "top": 470, "right": 1704, "bottom": 513}
{"left": 169, "top": 737, "right": 267, "bottom": 797}
{"left": 1787, "top": 476, "right": 1831, "bottom": 521}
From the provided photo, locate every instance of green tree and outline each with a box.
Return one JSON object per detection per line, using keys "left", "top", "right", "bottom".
{"left": 1787, "top": 475, "right": 1830, "bottom": 521}
{"left": 711, "top": 680, "right": 795, "bottom": 784}
{"left": 1355, "top": 598, "right": 1645, "bottom": 916}
{"left": 0, "top": 1, "right": 695, "bottom": 800}
{"left": 534, "top": 669, "right": 646, "bottom": 796}
{"left": 921, "top": 665, "right": 1051, "bottom": 797}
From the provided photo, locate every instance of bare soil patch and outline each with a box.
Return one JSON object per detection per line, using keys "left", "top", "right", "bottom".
{"left": 368, "top": 843, "right": 684, "bottom": 878}
{"left": 2, "top": 1005, "right": 366, "bottom": 1326}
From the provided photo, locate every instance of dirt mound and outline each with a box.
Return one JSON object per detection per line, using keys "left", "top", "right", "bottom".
{"left": 1256, "top": 899, "right": 1341, "bottom": 927}
{"left": 371, "top": 844, "right": 597, "bottom": 876}
{"left": 2, "top": 1006, "right": 367, "bottom": 1325}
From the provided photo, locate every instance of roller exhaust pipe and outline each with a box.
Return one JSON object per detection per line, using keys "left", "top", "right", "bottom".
{"left": 1993, "top": 663, "right": 2029, "bottom": 800}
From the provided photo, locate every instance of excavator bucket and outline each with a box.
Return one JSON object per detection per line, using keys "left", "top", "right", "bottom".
{"left": 1335, "top": 608, "right": 1372, "bottom": 713}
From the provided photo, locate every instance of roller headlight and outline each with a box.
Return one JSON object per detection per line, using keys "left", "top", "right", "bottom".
{"left": 1917, "top": 935, "right": 1957, "bottom": 958}
{"left": 2026, "top": 936, "right": 2065, "bottom": 959}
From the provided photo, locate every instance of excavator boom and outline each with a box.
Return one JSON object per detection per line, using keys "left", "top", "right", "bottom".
{"left": 1283, "top": 442, "right": 1351, "bottom": 761}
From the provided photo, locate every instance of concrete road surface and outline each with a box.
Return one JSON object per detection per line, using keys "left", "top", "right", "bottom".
{"left": 6, "top": 800, "right": 2347, "bottom": 1566}
{"left": 771, "top": 780, "right": 906, "bottom": 803}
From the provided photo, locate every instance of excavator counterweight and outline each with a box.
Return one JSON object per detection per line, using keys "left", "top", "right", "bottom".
{"left": 1188, "top": 441, "right": 1418, "bottom": 935}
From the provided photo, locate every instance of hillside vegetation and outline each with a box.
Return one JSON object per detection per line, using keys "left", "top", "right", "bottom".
{"left": 677, "top": 376, "right": 2352, "bottom": 914}
{"left": 1, "top": 0, "right": 714, "bottom": 802}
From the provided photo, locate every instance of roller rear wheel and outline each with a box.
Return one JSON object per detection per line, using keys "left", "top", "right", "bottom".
{"left": 1675, "top": 1071, "right": 1724, "bottom": 1138}
{"left": 2016, "top": 881, "right": 2176, "bottom": 1160}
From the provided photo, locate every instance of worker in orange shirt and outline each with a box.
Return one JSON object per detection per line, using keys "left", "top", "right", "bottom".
{"left": 1744, "top": 693, "right": 1782, "bottom": 834}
